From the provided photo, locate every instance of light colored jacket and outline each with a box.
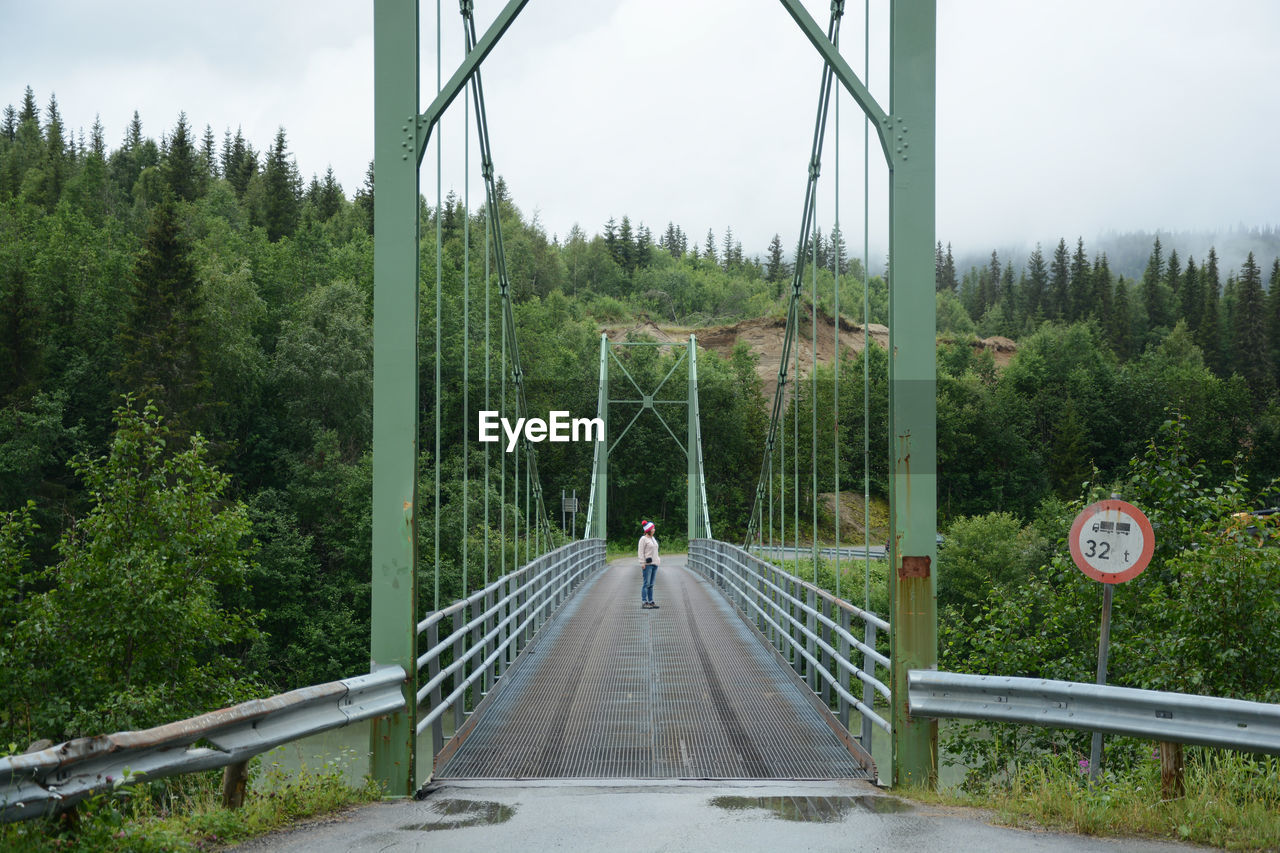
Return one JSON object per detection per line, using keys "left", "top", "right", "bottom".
{"left": 638, "top": 534, "right": 660, "bottom": 566}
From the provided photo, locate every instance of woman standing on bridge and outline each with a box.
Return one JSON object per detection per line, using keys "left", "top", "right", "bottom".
{"left": 638, "top": 520, "right": 660, "bottom": 609}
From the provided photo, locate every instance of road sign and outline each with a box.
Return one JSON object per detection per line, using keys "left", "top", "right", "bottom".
{"left": 1069, "top": 499, "right": 1155, "bottom": 584}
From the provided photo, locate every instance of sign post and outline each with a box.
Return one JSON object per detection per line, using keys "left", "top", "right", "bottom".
{"left": 1069, "top": 497, "right": 1155, "bottom": 783}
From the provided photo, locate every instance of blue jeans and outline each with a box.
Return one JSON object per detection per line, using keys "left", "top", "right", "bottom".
{"left": 641, "top": 563, "right": 656, "bottom": 603}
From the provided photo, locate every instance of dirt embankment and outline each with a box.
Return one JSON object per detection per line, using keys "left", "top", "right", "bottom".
{"left": 605, "top": 314, "right": 1016, "bottom": 400}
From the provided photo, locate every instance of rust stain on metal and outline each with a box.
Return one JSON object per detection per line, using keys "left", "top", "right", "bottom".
{"left": 899, "top": 556, "right": 930, "bottom": 579}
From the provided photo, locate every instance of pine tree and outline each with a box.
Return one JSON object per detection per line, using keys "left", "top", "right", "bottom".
{"left": 18, "top": 86, "right": 38, "bottom": 126}
{"left": 663, "top": 222, "right": 681, "bottom": 259}
{"left": 259, "top": 128, "right": 301, "bottom": 241}
{"left": 935, "top": 241, "right": 945, "bottom": 291}
{"left": 1232, "top": 252, "right": 1273, "bottom": 398}
{"left": 1024, "top": 244, "right": 1048, "bottom": 322}
{"left": 1, "top": 105, "right": 16, "bottom": 142}
{"left": 1269, "top": 258, "right": 1280, "bottom": 384}
{"left": 1000, "top": 261, "right": 1017, "bottom": 325}
{"left": 355, "top": 160, "right": 374, "bottom": 235}
{"left": 1068, "top": 237, "right": 1090, "bottom": 322}
{"left": 114, "top": 200, "right": 211, "bottom": 430}
{"left": 703, "top": 228, "right": 718, "bottom": 266}
{"left": 766, "top": 234, "right": 787, "bottom": 294}
{"left": 1091, "top": 254, "right": 1113, "bottom": 324}
{"left": 1110, "top": 276, "right": 1134, "bottom": 359}
{"left": 1048, "top": 238, "right": 1070, "bottom": 320}
{"left": 1141, "top": 236, "right": 1171, "bottom": 332}
{"left": 942, "top": 243, "right": 957, "bottom": 293}
{"left": 315, "top": 166, "right": 343, "bottom": 220}
{"left": 977, "top": 250, "right": 1000, "bottom": 317}
{"left": 1165, "top": 248, "right": 1182, "bottom": 319}
{"left": 225, "top": 127, "right": 256, "bottom": 198}
{"left": 1180, "top": 255, "right": 1203, "bottom": 333}
{"left": 200, "top": 124, "right": 217, "bottom": 178}
{"left": 617, "top": 216, "right": 635, "bottom": 271}
{"left": 40, "top": 93, "right": 70, "bottom": 208}
{"left": 722, "top": 225, "right": 735, "bottom": 271}
{"left": 162, "top": 112, "right": 200, "bottom": 202}
{"left": 1197, "top": 248, "right": 1223, "bottom": 370}
{"left": 0, "top": 267, "right": 45, "bottom": 402}
{"left": 828, "top": 224, "right": 849, "bottom": 276}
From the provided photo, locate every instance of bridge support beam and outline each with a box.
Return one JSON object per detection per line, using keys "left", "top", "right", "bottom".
{"left": 886, "top": 0, "right": 939, "bottom": 789}
{"left": 370, "top": 0, "right": 420, "bottom": 797}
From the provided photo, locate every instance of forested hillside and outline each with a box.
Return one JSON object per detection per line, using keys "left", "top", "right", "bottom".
{"left": 3, "top": 88, "right": 1280, "bottom": 747}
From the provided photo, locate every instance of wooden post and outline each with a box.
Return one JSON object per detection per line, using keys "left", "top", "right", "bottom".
{"left": 221, "top": 760, "right": 250, "bottom": 809}
{"left": 1159, "top": 741, "right": 1185, "bottom": 800}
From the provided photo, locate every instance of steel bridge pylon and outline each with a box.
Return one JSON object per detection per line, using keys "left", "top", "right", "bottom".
{"left": 584, "top": 334, "right": 713, "bottom": 545}
{"left": 370, "top": 0, "right": 937, "bottom": 795}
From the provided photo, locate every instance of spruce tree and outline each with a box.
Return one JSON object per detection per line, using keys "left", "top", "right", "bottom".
{"left": 1068, "top": 237, "right": 1090, "bottom": 321}
{"left": 1049, "top": 238, "right": 1070, "bottom": 320}
{"left": 114, "top": 200, "right": 211, "bottom": 431}
{"left": 1110, "top": 276, "right": 1134, "bottom": 359}
{"left": 942, "top": 243, "right": 957, "bottom": 293}
{"left": 703, "top": 228, "right": 717, "bottom": 266}
{"left": 1, "top": 105, "right": 16, "bottom": 142}
{"left": 1024, "top": 244, "right": 1048, "bottom": 323}
{"left": 1270, "top": 258, "right": 1280, "bottom": 385}
{"left": 161, "top": 112, "right": 200, "bottom": 202}
{"left": 1197, "top": 248, "right": 1223, "bottom": 369}
{"left": 1091, "top": 254, "right": 1113, "bottom": 325}
{"left": 259, "top": 128, "right": 301, "bottom": 241}
{"left": 766, "top": 234, "right": 787, "bottom": 295}
{"left": 617, "top": 216, "right": 635, "bottom": 271}
{"left": 200, "top": 124, "right": 217, "bottom": 178}
{"left": 1165, "top": 248, "right": 1182, "bottom": 319}
{"left": 1141, "top": 236, "right": 1171, "bottom": 332}
{"left": 1232, "top": 252, "right": 1273, "bottom": 398}
{"left": 1180, "top": 256, "right": 1203, "bottom": 334}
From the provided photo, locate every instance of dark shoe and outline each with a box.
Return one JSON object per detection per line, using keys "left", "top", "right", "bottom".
{"left": 649, "top": 603, "right": 660, "bottom": 609}
{"left": 642, "top": 602, "right": 652, "bottom": 609}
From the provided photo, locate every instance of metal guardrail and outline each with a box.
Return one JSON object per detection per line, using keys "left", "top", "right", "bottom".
{"left": 0, "top": 667, "right": 406, "bottom": 822}
{"left": 908, "top": 670, "right": 1280, "bottom": 755}
{"left": 415, "top": 538, "right": 606, "bottom": 761}
{"left": 689, "top": 539, "right": 891, "bottom": 752}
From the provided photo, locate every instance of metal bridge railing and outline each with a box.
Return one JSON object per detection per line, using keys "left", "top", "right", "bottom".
{"left": 688, "top": 539, "right": 891, "bottom": 752}
{"left": 414, "top": 538, "right": 606, "bottom": 763}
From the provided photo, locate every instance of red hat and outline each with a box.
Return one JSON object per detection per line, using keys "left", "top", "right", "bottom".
{"left": 642, "top": 520, "right": 655, "bottom": 534}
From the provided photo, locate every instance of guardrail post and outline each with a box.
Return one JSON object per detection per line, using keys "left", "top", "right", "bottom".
{"left": 1160, "top": 742, "right": 1185, "bottom": 799}
{"left": 221, "top": 760, "right": 249, "bottom": 810}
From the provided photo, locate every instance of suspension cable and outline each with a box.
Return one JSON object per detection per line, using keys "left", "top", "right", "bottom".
{"left": 744, "top": 3, "right": 845, "bottom": 548}
{"left": 461, "top": 2, "right": 555, "bottom": 554}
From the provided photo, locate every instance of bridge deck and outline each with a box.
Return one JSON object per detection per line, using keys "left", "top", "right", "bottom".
{"left": 436, "top": 556, "right": 873, "bottom": 780}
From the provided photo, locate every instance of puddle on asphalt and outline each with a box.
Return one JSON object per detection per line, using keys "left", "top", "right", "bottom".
{"left": 402, "top": 799, "right": 516, "bottom": 831}
{"left": 710, "top": 795, "right": 911, "bottom": 822}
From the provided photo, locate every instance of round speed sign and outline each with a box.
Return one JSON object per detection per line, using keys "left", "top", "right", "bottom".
{"left": 1068, "top": 499, "right": 1155, "bottom": 584}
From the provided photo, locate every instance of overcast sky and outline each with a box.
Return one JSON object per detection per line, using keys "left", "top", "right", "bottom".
{"left": 4, "top": 0, "right": 1277, "bottom": 260}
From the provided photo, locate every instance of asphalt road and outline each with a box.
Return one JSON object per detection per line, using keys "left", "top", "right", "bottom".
{"left": 231, "top": 779, "right": 1207, "bottom": 853}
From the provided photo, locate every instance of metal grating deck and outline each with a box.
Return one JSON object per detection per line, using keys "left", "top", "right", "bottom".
{"left": 435, "top": 556, "right": 874, "bottom": 779}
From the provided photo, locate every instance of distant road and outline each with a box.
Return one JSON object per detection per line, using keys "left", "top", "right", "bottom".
{"left": 750, "top": 544, "right": 888, "bottom": 561}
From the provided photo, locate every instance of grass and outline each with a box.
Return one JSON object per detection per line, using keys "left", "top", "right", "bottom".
{"left": 901, "top": 749, "right": 1280, "bottom": 851}
{"left": 0, "top": 753, "right": 382, "bottom": 852}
